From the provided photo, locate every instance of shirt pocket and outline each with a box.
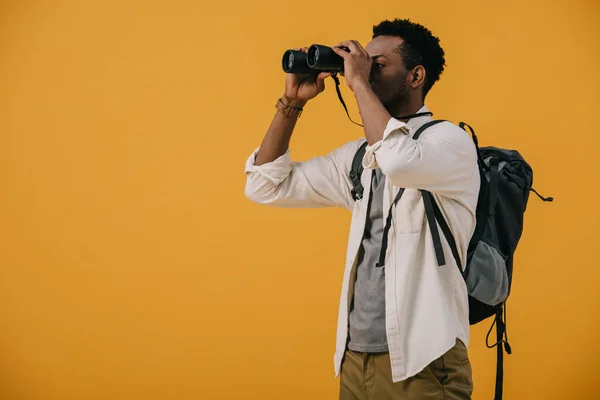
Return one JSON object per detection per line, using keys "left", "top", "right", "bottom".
{"left": 393, "top": 188, "right": 425, "bottom": 234}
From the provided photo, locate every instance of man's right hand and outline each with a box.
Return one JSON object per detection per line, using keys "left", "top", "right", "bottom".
{"left": 282, "top": 47, "right": 332, "bottom": 108}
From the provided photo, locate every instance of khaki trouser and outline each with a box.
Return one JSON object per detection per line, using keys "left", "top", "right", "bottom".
{"left": 339, "top": 339, "right": 473, "bottom": 400}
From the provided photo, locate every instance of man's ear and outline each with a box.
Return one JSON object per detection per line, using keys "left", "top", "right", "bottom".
{"left": 410, "top": 65, "right": 426, "bottom": 89}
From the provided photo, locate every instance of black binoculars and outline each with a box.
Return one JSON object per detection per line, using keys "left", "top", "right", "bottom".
{"left": 281, "top": 44, "right": 347, "bottom": 74}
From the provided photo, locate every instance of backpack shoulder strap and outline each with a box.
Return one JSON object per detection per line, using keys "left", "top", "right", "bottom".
{"left": 422, "top": 190, "right": 447, "bottom": 266}
{"left": 412, "top": 119, "right": 447, "bottom": 140}
{"left": 351, "top": 119, "right": 445, "bottom": 201}
{"left": 431, "top": 192, "right": 463, "bottom": 272}
{"left": 412, "top": 119, "right": 462, "bottom": 274}
{"left": 422, "top": 191, "right": 463, "bottom": 271}
{"left": 459, "top": 121, "right": 488, "bottom": 171}
{"left": 350, "top": 141, "right": 368, "bottom": 201}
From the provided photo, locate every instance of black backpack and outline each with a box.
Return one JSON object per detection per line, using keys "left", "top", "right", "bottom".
{"left": 349, "top": 120, "right": 553, "bottom": 400}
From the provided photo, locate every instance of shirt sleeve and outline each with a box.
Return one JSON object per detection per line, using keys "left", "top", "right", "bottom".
{"left": 244, "top": 139, "right": 365, "bottom": 210}
{"left": 362, "top": 118, "right": 477, "bottom": 200}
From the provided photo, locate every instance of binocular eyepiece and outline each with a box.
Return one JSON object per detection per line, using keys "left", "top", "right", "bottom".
{"left": 282, "top": 44, "right": 347, "bottom": 74}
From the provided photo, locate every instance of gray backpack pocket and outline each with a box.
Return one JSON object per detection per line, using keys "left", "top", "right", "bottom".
{"left": 465, "top": 239, "right": 509, "bottom": 306}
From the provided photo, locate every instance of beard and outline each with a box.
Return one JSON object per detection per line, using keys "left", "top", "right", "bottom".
{"left": 373, "top": 71, "right": 410, "bottom": 111}
{"left": 380, "top": 80, "right": 409, "bottom": 111}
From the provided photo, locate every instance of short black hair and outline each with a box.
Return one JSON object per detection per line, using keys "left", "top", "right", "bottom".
{"left": 372, "top": 18, "right": 445, "bottom": 97}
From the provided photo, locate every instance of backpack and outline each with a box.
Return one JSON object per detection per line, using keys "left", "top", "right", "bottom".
{"left": 349, "top": 120, "right": 553, "bottom": 400}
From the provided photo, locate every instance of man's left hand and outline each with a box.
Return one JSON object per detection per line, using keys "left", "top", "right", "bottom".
{"left": 332, "top": 40, "right": 372, "bottom": 92}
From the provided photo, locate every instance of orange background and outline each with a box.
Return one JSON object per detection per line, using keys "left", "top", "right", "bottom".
{"left": 0, "top": 1, "right": 598, "bottom": 399}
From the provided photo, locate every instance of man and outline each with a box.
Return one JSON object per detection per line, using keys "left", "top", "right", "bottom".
{"left": 244, "top": 18, "right": 479, "bottom": 399}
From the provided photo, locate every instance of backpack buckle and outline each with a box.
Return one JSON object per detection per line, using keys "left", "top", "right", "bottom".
{"left": 351, "top": 187, "right": 363, "bottom": 200}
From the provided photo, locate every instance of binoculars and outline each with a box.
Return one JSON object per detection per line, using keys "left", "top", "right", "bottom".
{"left": 281, "top": 44, "right": 347, "bottom": 74}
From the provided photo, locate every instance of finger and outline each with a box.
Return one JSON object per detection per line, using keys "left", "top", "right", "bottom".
{"left": 331, "top": 46, "right": 349, "bottom": 58}
{"left": 349, "top": 40, "right": 368, "bottom": 56}
{"left": 335, "top": 40, "right": 360, "bottom": 53}
{"left": 316, "top": 72, "right": 330, "bottom": 91}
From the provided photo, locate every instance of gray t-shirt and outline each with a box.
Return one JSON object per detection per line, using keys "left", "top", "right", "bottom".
{"left": 347, "top": 167, "right": 388, "bottom": 353}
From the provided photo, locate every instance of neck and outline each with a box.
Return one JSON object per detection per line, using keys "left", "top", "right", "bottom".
{"left": 385, "top": 97, "right": 425, "bottom": 122}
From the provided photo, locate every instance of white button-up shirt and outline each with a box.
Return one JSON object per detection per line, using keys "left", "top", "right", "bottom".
{"left": 244, "top": 105, "right": 480, "bottom": 382}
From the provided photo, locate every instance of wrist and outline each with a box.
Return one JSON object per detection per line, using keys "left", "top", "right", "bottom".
{"left": 353, "top": 79, "right": 372, "bottom": 94}
{"left": 281, "top": 95, "right": 307, "bottom": 109}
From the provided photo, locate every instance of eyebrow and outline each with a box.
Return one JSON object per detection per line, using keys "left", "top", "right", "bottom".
{"left": 371, "top": 54, "right": 389, "bottom": 60}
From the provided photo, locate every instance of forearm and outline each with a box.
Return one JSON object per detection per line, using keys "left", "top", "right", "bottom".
{"left": 353, "top": 81, "right": 392, "bottom": 146}
{"left": 254, "top": 96, "right": 307, "bottom": 166}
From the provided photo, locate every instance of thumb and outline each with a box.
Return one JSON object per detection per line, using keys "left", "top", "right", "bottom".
{"left": 316, "top": 72, "right": 332, "bottom": 91}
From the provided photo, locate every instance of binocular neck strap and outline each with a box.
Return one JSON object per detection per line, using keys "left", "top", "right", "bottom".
{"left": 330, "top": 73, "right": 433, "bottom": 127}
{"left": 396, "top": 111, "right": 433, "bottom": 120}
{"left": 331, "top": 74, "right": 363, "bottom": 127}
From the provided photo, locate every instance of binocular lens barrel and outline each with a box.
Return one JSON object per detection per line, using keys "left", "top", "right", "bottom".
{"left": 307, "top": 45, "right": 344, "bottom": 71}
{"left": 281, "top": 50, "right": 313, "bottom": 74}
{"left": 281, "top": 44, "right": 345, "bottom": 74}
{"left": 307, "top": 45, "right": 319, "bottom": 67}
